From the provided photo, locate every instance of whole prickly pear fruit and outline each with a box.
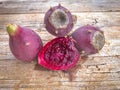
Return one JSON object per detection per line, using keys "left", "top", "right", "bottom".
{"left": 72, "top": 25, "right": 105, "bottom": 55}
{"left": 7, "top": 24, "right": 43, "bottom": 62}
{"left": 44, "top": 4, "right": 75, "bottom": 37}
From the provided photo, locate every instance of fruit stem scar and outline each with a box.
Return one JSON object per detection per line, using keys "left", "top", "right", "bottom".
{"left": 81, "top": 51, "right": 85, "bottom": 54}
{"left": 88, "top": 30, "right": 92, "bottom": 33}
{"left": 72, "top": 15, "right": 77, "bottom": 24}
{"left": 25, "top": 42, "right": 30, "bottom": 46}
{"left": 55, "top": 30, "right": 58, "bottom": 34}
{"left": 49, "top": 9, "right": 69, "bottom": 29}
{"left": 50, "top": 7, "right": 54, "bottom": 11}
{"left": 58, "top": 3, "right": 61, "bottom": 7}
{"left": 91, "top": 31, "right": 105, "bottom": 50}
{"left": 65, "top": 10, "right": 69, "bottom": 13}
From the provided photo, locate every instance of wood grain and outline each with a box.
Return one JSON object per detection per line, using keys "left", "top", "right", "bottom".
{"left": 0, "top": 0, "right": 120, "bottom": 14}
{"left": 0, "top": 0, "right": 120, "bottom": 90}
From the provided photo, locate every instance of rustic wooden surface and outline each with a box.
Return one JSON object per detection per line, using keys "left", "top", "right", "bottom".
{"left": 0, "top": 0, "right": 120, "bottom": 90}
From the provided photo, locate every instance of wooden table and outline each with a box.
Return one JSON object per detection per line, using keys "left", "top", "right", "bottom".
{"left": 0, "top": 0, "right": 120, "bottom": 90}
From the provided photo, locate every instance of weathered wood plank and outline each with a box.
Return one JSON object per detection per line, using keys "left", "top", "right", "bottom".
{"left": 0, "top": 0, "right": 120, "bottom": 14}
{"left": 0, "top": 56, "right": 119, "bottom": 89}
{"left": 0, "top": 81, "right": 120, "bottom": 90}
{"left": 0, "top": 56, "right": 119, "bottom": 80}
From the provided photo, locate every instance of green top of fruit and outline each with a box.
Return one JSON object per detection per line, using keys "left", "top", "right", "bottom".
{"left": 7, "top": 24, "right": 18, "bottom": 36}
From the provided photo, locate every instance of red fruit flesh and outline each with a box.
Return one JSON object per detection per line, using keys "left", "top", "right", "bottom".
{"left": 38, "top": 37, "right": 80, "bottom": 70}
{"left": 44, "top": 4, "right": 74, "bottom": 37}
{"left": 72, "top": 25, "right": 105, "bottom": 55}
{"left": 7, "top": 24, "right": 43, "bottom": 62}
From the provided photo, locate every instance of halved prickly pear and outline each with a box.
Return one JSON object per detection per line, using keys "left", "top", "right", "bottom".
{"left": 38, "top": 37, "right": 80, "bottom": 70}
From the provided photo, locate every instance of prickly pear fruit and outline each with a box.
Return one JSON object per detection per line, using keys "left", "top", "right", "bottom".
{"left": 7, "top": 24, "right": 43, "bottom": 62}
{"left": 38, "top": 37, "right": 80, "bottom": 70}
{"left": 44, "top": 4, "right": 75, "bottom": 37}
{"left": 72, "top": 25, "right": 105, "bottom": 55}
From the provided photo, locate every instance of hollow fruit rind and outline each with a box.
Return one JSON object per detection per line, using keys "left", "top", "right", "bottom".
{"left": 38, "top": 37, "right": 80, "bottom": 70}
{"left": 44, "top": 4, "right": 74, "bottom": 37}
{"left": 72, "top": 25, "right": 105, "bottom": 55}
{"left": 7, "top": 24, "right": 43, "bottom": 62}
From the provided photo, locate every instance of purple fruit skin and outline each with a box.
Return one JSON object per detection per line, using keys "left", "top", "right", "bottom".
{"left": 72, "top": 25, "right": 105, "bottom": 54}
{"left": 9, "top": 26, "right": 43, "bottom": 62}
{"left": 44, "top": 5, "right": 73, "bottom": 37}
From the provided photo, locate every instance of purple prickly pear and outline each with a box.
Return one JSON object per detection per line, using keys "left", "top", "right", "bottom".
{"left": 7, "top": 24, "right": 43, "bottom": 62}
{"left": 72, "top": 25, "right": 105, "bottom": 55}
{"left": 44, "top": 4, "right": 75, "bottom": 37}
